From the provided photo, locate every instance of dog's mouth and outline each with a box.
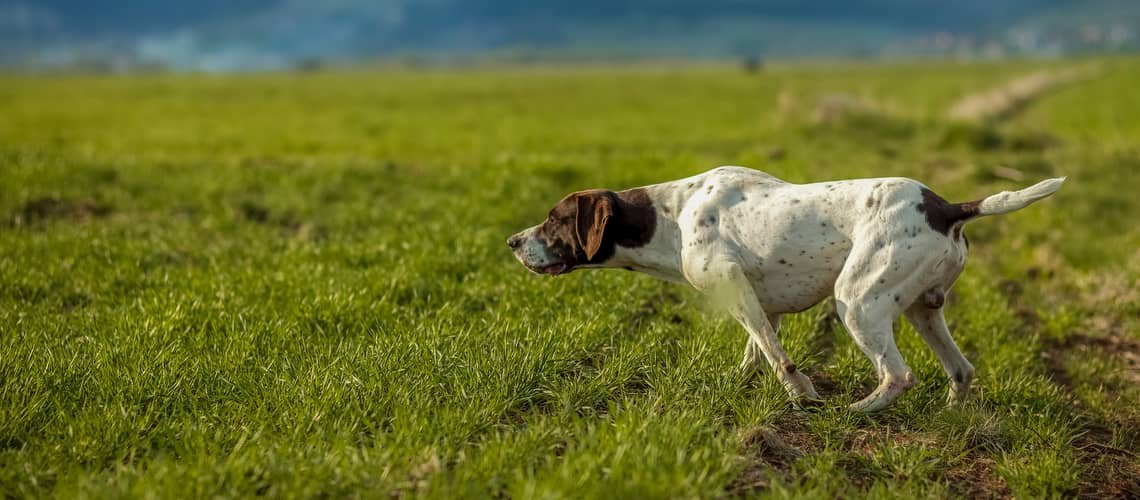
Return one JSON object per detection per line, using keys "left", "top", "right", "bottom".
{"left": 540, "top": 263, "right": 568, "bottom": 276}
{"left": 524, "top": 261, "right": 568, "bottom": 276}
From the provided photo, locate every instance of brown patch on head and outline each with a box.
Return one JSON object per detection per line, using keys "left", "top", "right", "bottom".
{"left": 918, "top": 188, "right": 981, "bottom": 236}
{"left": 575, "top": 192, "right": 614, "bottom": 259}
{"left": 534, "top": 188, "right": 657, "bottom": 272}
{"left": 535, "top": 194, "right": 589, "bottom": 268}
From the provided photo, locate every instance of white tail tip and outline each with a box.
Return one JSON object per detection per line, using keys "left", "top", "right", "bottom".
{"left": 977, "top": 177, "right": 1065, "bottom": 216}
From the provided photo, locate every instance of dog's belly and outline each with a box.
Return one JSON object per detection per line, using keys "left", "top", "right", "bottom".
{"left": 726, "top": 183, "right": 861, "bottom": 313}
{"left": 739, "top": 235, "right": 852, "bottom": 313}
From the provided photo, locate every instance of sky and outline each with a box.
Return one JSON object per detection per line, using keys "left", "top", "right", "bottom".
{"left": 2, "top": 1, "right": 1137, "bottom": 71}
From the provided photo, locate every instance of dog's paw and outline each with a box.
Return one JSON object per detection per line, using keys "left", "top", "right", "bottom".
{"left": 781, "top": 371, "right": 821, "bottom": 400}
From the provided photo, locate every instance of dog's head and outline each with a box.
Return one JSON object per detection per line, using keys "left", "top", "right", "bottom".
{"left": 508, "top": 189, "right": 655, "bottom": 275}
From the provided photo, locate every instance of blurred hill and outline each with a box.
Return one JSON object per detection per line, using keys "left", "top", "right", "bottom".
{"left": 2, "top": 0, "right": 1139, "bottom": 71}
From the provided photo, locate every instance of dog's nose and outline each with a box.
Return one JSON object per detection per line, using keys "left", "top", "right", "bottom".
{"left": 507, "top": 235, "right": 523, "bottom": 250}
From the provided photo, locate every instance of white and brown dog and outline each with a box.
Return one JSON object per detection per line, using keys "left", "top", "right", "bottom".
{"left": 508, "top": 166, "right": 1064, "bottom": 411}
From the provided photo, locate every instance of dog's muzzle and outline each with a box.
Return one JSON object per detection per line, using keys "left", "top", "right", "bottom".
{"left": 507, "top": 229, "right": 568, "bottom": 275}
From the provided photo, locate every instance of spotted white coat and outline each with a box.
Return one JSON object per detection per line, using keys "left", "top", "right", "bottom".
{"left": 510, "top": 166, "right": 1065, "bottom": 411}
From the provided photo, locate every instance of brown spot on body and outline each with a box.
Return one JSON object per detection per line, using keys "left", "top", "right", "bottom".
{"left": 919, "top": 188, "right": 981, "bottom": 236}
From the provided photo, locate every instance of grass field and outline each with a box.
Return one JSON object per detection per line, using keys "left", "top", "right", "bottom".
{"left": 1, "top": 58, "right": 1139, "bottom": 498}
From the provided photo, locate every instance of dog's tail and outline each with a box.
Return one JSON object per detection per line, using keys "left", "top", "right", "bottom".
{"left": 948, "top": 177, "right": 1065, "bottom": 227}
{"left": 973, "top": 177, "right": 1066, "bottom": 218}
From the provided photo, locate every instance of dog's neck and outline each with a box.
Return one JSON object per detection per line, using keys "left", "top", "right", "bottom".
{"left": 606, "top": 185, "right": 687, "bottom": 283}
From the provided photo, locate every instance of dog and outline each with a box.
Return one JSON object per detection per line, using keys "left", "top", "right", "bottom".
{"left": 508, "top": 166, "right": 1064, "bottom": 411}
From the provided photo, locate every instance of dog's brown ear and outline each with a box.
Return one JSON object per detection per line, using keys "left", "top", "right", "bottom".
{"left": 575, "top": 191, "right": 614, "bottom": 260}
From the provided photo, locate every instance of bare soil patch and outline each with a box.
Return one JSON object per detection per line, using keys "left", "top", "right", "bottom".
{"left": 944, "top": 453, "right": 1012, "bottom": 499}
{"left": 11, "top": 196, "right": 111, "bottom": 226}
{"left": 1072, "top": 422, "right": 1140, "bottom": 499}
{"left": 729, "top": 414, "right": 1020, "bottom": 498}
{"left": 1042, "top": 332, "right": 1140, "bottom": 498}
{"left": 237, "top": 200, "right": 323, "bottom": 241}
{"left": 1043, "top": 332, "right": 1140, "bottom": 391}
{"left": 947, "top": 66, "right": 1097, "bottom": 123}
{"left": 728, "top": 414, "right": 818, "bottom": 495}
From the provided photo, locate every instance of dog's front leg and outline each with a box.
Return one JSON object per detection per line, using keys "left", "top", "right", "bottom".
{"left": 740, "top": 313, "right": 781, "bottom": 375}
{"left": 684, "top": 253, "right": 820, "bottom": 405}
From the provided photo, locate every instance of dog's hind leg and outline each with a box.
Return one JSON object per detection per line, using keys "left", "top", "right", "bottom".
{"left": 833, "top": 242, "right": 937, "bottom": 412}
{"left": 905, "top": 305, "right": 974, "bottom": 404}
{"left": 836, "top": 299, "right": 915, "bottom": 412}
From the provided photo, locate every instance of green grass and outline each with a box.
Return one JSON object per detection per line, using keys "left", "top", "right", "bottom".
{"left": 1, "top": 58, "right": 1138, "bottom": 498}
